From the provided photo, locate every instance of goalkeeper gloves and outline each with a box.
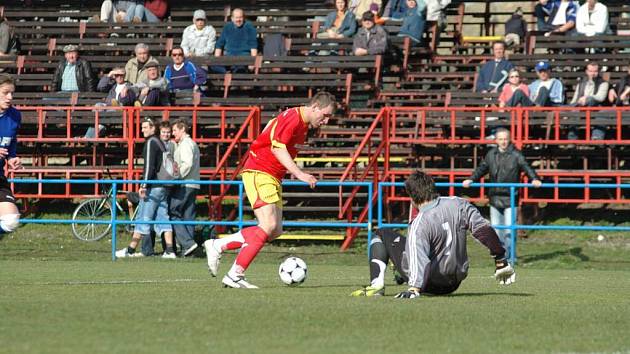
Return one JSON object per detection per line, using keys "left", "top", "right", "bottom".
{"left": 494, "top": 258, "right": 516, "bottom": 285}
{"left": 394, "top": 288, "right": 421, "bottom": 299}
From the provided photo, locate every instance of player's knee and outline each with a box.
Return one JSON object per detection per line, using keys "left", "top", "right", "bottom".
{"left": 0, "top": 213, "right": 20, "bottom": 233}
{"left": 369, "top": 235, "right": 387, "bottom": 260}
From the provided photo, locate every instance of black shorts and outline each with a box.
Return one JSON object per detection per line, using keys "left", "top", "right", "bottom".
{"left": 375, "top": 228, "right": 460, "bottom": 295}
{"left": 0, "top": 175, "right": 17, "bottom": 204}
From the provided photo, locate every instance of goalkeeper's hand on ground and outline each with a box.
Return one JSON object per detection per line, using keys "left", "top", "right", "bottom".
{"left": 494, "top": 258, "right": 516, "bottom": 285}
{"left": 394, "top": 287, "right": 421, "bottom": 299}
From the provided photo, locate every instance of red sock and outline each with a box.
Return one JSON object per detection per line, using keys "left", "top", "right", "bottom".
{"left": 234, "top": 226, "right": 269, "bottom": 273}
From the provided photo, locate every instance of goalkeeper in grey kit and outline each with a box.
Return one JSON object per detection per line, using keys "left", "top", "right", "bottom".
{"left": 351, "top": 171, "right": 516, "bottom": 299}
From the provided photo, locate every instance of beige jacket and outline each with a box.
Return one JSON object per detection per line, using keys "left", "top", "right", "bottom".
{"left": 174, "top": 133, "right": 201, "bottom": 189}
{"left": 124, "top": 55, "right": 160, "bottom": 85}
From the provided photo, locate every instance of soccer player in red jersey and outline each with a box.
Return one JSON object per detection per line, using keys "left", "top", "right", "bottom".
{"left": 204, "top": 92, "right": 336, "bottom": 288}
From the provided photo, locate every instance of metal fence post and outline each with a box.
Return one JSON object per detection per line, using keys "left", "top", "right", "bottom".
{"left": 367, "top": 182, "right": 373, "bottom": 257}
{"left": 238, "top": 182, "right": 244, "bottom": 231}
{"left": 509, "top": 186, "right": 517, "bottom": 265}
{"left": 111, "top": 181, "right": 118, "bottom": 262}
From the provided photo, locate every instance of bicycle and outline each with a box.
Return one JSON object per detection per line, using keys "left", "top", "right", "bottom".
{"left": 70, "top": 173, "right": 139, "bottom": 242}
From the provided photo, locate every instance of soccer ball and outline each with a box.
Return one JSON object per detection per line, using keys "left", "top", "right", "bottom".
{"left": 278, "top": 256, "right": 307, "bottom": 286}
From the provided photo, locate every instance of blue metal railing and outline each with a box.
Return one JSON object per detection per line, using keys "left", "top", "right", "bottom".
{"left": 377, "top": 182, "right": 630, "bottom": 264}
{"left": 10, "top": 179, "right": 372, "bottom": 261}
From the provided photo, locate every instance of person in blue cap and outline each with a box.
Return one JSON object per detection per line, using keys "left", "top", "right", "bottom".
{"left": 507, "top": 61, "right": 564, "bottom": 107}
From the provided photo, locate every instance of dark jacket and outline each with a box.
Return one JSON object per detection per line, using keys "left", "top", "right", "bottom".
{"left": 141, "top": 135, "right": 165, "bottom": 188}
{"left": 97, "top": 76, "right": 136, "bottom": 106}
{"left": 475, "top": 59, "right": 514, "bottom": 92}
{"left": 352, "top": 25, "right": 388, "bottom": 55}
{"left": 52, "top": 58, "right": 96, "bottom": 92}
{"left": 505, "top": 14, "right": 527, "bottom": 39}
{"left": 469, "top": 144, "right": 540, "bottom": 208}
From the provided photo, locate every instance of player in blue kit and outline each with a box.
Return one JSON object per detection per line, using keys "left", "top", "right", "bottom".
{"left": 0, "top": 75, "right": 22, "bottom": 237}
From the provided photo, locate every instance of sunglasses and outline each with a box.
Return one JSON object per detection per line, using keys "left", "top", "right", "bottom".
{"left": 171, "top": 53, "right": 183, "bottom": 57}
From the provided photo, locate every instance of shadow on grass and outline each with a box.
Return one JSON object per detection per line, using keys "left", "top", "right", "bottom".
{"left": 520, "top": 247, "right": 589, "bottom": 263}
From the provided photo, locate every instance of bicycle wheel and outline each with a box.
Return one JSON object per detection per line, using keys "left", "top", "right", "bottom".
{"left": 71, "top": 198, "right": 113, "bottom": 241}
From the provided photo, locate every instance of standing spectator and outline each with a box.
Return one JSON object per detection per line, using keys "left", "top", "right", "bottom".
{"left": 569, "top": 62, "right": 609, "bottom": 140}
{"left": 52, "top": 45, "right": 96, "bottom": 92}
{"left": 576, "top": 0, "right": 609, "bottom": 37}
{"left": 116, "top": 117, "right": 176, "bottom": 259}
{"left": 213, "top": 9, "right": 258, "bottom": 74}
{"left": 169, "top": 119, "right": 200, "bottom": 257}
{"left": 132, "top": 62, "right": 170, "bottom": 106}
{"left": 463, "top": 128, "right": 542, "bottom": 256}
{"left": 398, "top": 0, "right": 427, "bottom": 45}
{"left": 0, "top": 75, "right": 23, "bottom": 238}
{"left": 125, "top": 43, "right": 159, "bottom": 85}
{"left": 97, "top": 67, "right": 136, "bottom": 106}
{"left": 349, "top": 0, "right": 382, "bottom": 20}
{"left": 474, "top": 42, "right": 514, "bottom": 93}
{"left": 499, "top": 69, "right": 530, "bottom": 107}
{"left": 353, "top": 11, "right": 388, "bottom": 56}
{"left": 608, "top": 65, "right": 630, "bottom": 106}
{"left": 319, "top": 0, "right": 358, "bottom": 39}
{"left": 383, "top": 0, "right": 409, "bottom": 20}
{"left": 164, "top": 47, "right": 206, "bottom": 92}
{"left": 504, "top": 7, "right": 528, "bottom": 49}
{"left": 181, "top": 10, "right": 217, "bottom": 58}
{"left": 535, "top": 0, "right": 577, "bottom": 36}
{"left": 0, "top": 17, "right": 19, "bottom": 56}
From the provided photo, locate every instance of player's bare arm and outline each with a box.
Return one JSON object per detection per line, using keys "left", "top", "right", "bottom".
{"left": 271, "top": 146, "right": 317, "bottom": 188}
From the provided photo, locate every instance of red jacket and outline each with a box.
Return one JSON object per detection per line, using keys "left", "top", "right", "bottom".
{"left": 144, "top": 0, "right": 168, "bottom": 19}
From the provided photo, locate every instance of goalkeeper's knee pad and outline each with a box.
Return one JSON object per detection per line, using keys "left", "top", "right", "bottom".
{"left": 0, "top": 213, "right": 20, "bottom": 234}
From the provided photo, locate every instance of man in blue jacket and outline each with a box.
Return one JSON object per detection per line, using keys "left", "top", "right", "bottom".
{"left": 164, "top": 46, "right": 207, "bottom": 92}
{"left": 475, "top": 41, "right": 514, "bottom": 93}
{"left": 212, "top": 8, "right": 258, "bottom": 74}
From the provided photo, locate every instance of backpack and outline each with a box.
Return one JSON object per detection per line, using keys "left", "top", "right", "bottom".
{"left": 150, "top": 137, "right": 179, "bottom": 181}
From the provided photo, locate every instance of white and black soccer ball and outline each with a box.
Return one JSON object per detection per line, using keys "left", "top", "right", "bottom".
{"left": 278, "top": 256, "right": 307, "bottom": 286}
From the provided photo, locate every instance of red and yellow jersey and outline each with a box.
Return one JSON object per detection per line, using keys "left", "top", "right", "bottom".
{"left": 243, "top": 107, "right": 308, "bottom": 180}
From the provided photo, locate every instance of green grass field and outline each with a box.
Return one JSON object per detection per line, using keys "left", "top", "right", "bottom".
{"left": 2, "top": 218, "right": 630, "bottom": 354}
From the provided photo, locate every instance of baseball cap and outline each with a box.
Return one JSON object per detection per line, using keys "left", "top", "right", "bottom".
{"left": 535, "top": 61, "right": 550, "bottom": 72}
{"left": 362, "top": 11, "right": 375, "bottom": 22}
{"left": 193, "top": 9, "right": 206, "bottom": 21}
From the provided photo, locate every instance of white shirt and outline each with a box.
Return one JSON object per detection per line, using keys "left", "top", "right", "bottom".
{"left": 114, "top": 83, "right": 126, "bottom": 100}
{"left": 576, "top": 2, "right": 609, "bottom": 36}
{"left": 552, "top": 1, "right": 570, "bottom": 26}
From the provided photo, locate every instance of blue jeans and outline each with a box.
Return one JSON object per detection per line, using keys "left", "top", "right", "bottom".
{"left": 490, "top": 205, "right": 516, "bottom": 256}
{"left": 134, "top": 186, "right": 171, "bottom": 236}
{"left": 125, "top": 4, "right": 160, "bottom": 22}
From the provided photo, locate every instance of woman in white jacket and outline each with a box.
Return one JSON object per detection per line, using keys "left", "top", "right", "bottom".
{"left": 181, "top": 9, "right": 217, "bottom": 57}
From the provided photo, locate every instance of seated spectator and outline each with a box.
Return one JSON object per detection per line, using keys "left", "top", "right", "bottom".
{"left": 527, "top": 61, "right": 564, "bottom": 106}
{"left": 383, "top": 0, "right": 409, "bottom": 20}
{"left": 349, "top": 0, "right": 382, "bottom": 20}
{"left": 164, "top": 47, "right": 206, "bottom": 92}
{"left": 570, "top": 62, "right": 608, "bottom": 107}
{"left": 98, "top": 1, "right": 138, "bottom": 23}
{"left": 576, "top": 0, "right": 609, "bottom": 37}
{"left": 52, "top": 45, "right": 96, "bottom": 92}
{"left": 0, "top": 17, "right": 19, "bottom": 56}
{"left": 474, "top": 41, "right": 514, "bottom": 93}
{"left": 181, "top": 10, "right": 217, "bottom": 58}
{"left": 213, "top": 8, "right": 258, "bottom": 74}
{"left": 504, "top": 8, "right": 527, "bottom": 49}
{"left": 608, "top": 66, "right": 630, "bottom": 106}
{"left": 353, "top": 11, "right": 388, "bottom": 56}
{"left": 125, "top": 43, "right": 160, "bottom": 85}
{"left": 97, "top": 67, "right": 137, "bottom": 106}
{"left": 132, "top": 62, "right": 170, "bottom": 106}
{"left": 126, "top": 0, "right": 168, "bottom": 23}
{"left": 569, "top": 62, "right": 608, "bottom": 140}
{"left": 499, "top": 69, "right": 530, "bottom": 107}
{"left": 535, "top": 0, "right": 577, "bottom": 36}
{"left": 320, "top": 0, "right": 357, "bottom": 39}
{"left": 426, "top": 0, "right": 451, "bottom": 28}
{"left": 398, "top": 0, "right": 427, "bottom": 45}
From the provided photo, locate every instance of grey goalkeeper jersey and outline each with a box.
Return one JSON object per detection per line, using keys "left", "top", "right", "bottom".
{"left": 402, "top": 196, "right": 491, "bottom": 289}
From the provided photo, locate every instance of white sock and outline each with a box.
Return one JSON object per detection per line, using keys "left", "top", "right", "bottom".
{"left": 370, "top": 259, "right": 386, "bottom": 288}
{"left": 213, "top": 231, "right": 244, "bottom": 251}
